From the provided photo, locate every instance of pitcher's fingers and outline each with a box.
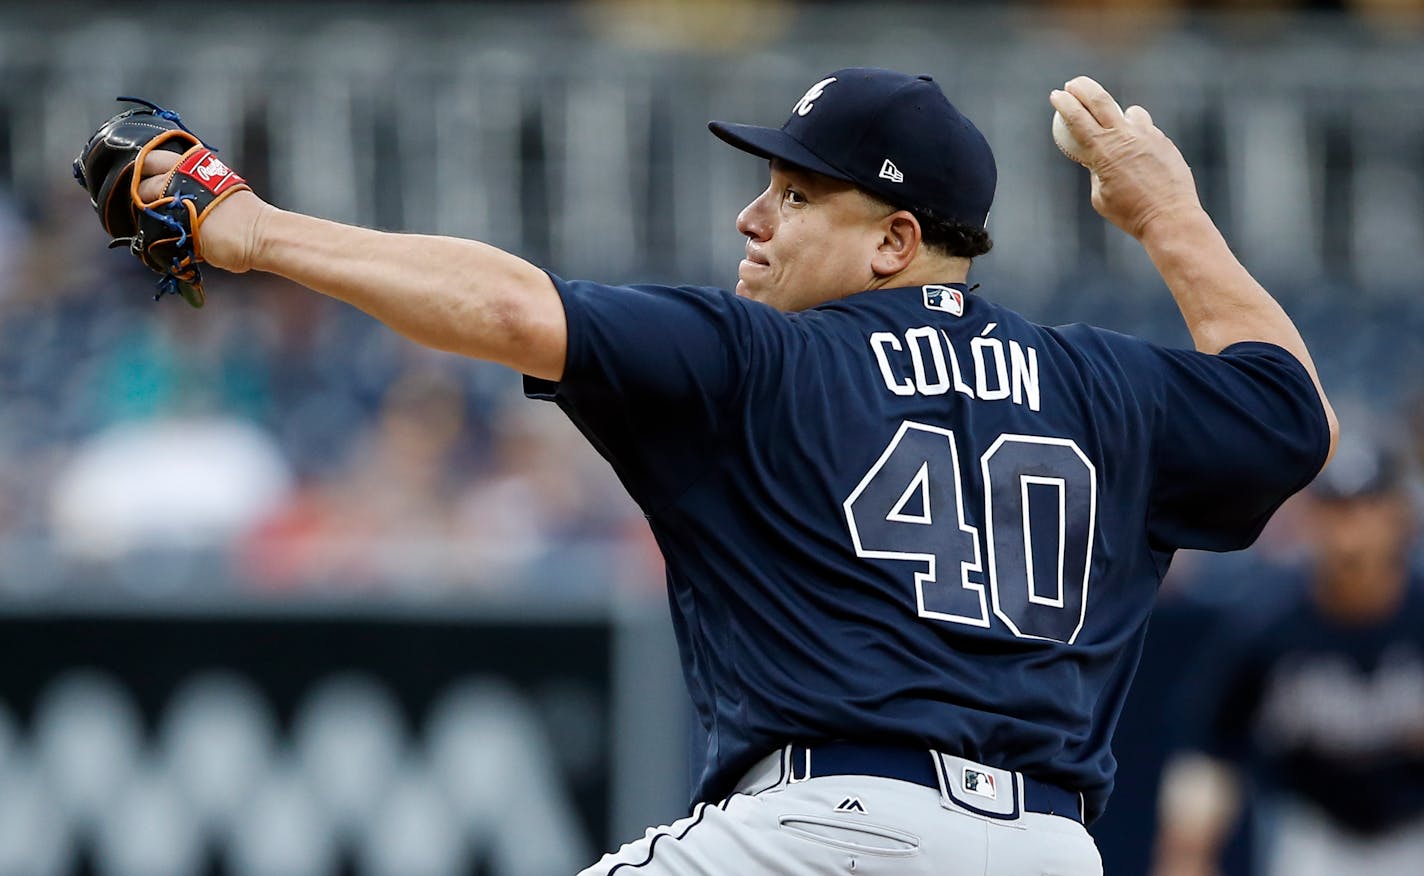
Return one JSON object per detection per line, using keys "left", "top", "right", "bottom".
{"left": 137, "top": 172, "right": 170, "bottom": 203}
{"left": 1051, "top": 89, "right": 1102, "bottom": 147}
{"left": 1124, "top": 105, "right": 1154, "bottom": 128}
{"left": 135, "top": 150, "right": 181, "bottom": 203}
{"left": 139, "top": 149, "right": 181, "bottom": 175}
{"left": 1065, "top": 76, "right": 1126, "bottom": 128}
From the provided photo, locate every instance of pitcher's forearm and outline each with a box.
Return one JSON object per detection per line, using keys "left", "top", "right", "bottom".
{"left": 1140, "top": 210, "right": 1300, "bottom": 356}
{"left": 1140, "top": 209, "right": 1337, "bottom": 451}
{"left": 249, "top": 207, "right": 567, "bottom": 379}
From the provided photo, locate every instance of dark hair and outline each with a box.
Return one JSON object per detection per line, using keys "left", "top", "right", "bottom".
{"left": 910, "top": 207, "right": 993, "bottom": 259}
{"left": 862, "top": 191, "right": 992, "bottom": 259}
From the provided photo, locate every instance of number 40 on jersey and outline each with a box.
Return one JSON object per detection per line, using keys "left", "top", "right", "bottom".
{"left": 844, "top": 421, "right": 1098, "bottom": 645}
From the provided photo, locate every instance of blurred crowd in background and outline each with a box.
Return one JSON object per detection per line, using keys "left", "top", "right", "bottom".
{"left": 0, "top": 207, "right": 656, "bottom": 599}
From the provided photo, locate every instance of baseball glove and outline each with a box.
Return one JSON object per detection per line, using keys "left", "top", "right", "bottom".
{"left": 73, "top": 97, "right": 250, "bottom": 308}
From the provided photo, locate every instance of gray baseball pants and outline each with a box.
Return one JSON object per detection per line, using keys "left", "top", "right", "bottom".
{"left": 580, "top": 747, "right": 1103, "bottom": 875}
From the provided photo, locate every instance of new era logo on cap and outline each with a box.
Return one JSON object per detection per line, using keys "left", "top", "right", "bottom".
{"left": 708, "top": 67, "right": 996, "bottom": 228}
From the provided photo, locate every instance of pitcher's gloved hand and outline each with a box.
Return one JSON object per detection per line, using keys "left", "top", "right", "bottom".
{"left": 74, "top": 97, "right": 251, "bottom": 308}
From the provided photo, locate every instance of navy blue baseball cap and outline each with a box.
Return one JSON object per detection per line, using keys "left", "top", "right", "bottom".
{"left": 709, "top": 67, "right": 996, "bottom": 228}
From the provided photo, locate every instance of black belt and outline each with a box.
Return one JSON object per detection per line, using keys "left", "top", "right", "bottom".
{"left": 787, "top": 741, "right": 1083, "bottom": 823}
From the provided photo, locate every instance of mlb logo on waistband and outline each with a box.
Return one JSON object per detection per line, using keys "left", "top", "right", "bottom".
{"left": 962, "top": 767, "right": 997, "bottom": 800}
{"left": 922, "top": 284, "right": 964, "bottom": 317}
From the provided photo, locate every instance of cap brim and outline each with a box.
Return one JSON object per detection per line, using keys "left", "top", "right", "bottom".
{"left": 707, "top": 121, "right": 852, "bottom": 182}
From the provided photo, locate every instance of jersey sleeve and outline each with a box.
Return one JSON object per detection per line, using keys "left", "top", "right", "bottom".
{"left": 1144, "top": 341, "right": 1330, "bottom": 552}
{"left": 523, "top": 274, "right": 788, "bottom": 511}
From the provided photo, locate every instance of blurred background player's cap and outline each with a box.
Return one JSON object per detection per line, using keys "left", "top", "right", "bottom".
{"left": 708, "top": 67, "right": 996, "bottom": 228}
{"left": 1310, "top": 429, "right": 1409, "bottom": 501}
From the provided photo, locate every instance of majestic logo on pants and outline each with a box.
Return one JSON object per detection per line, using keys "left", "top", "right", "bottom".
{"left": 962, "top": 768, "right": 997, "bottom": 800}
{"left": 834, "top": 797, "right": 867, "bottom": 814}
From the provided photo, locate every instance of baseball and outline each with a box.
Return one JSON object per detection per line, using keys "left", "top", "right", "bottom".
{"left": 1053, "top": 85, "right": 1129, "bottom": 167}
{"left": 1052, "top": 111, "right": 1088, "bottom": 166}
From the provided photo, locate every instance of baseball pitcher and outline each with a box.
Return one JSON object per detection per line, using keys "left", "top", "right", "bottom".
{"left": 76, "top": 69, "right": 1338, "bottom": 875}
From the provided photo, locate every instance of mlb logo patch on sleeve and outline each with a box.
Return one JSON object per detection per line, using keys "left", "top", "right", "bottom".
{"left": 922, "top": 284, "right": 964, "bottom": 317}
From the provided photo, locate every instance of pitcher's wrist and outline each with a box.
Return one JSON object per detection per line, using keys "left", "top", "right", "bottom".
{"left": 1136, "top": 204, "right": 1215, "bottom": 249}
{"left": 199, "top": 191, "right": 267, "bottom": 273}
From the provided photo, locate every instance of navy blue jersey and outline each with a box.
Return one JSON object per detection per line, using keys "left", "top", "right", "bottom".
{"left": 525, "top": 277, "right": 1330, "bottom": 823}
{"left": 1177, "top": 577, "right": 1424, "bottom": 834}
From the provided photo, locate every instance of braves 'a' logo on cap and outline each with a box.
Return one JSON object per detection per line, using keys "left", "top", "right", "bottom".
{"left": 792, "top": 77, "right": 837, "bottom": 117}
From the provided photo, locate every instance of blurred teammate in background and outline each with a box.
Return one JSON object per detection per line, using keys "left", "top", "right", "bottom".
{"left": 1152, "top": 432, "right": 1424, "bottom": 876}
{"left": 104, "top": 68, "right": 1337, "bottom": 875}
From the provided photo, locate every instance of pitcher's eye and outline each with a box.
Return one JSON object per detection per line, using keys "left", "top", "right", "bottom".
{"left": 784, "top": 188, "right": 807, "bottom": 206}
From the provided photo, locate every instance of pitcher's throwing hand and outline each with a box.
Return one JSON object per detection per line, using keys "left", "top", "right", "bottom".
{"left": 1050, "top": 77, "right": 1201, "bottom": 240}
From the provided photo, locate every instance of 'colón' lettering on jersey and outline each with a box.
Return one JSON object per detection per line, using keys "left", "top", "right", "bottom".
{"left": 870, "top": 322, "right": 1041, "bottom": 410}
